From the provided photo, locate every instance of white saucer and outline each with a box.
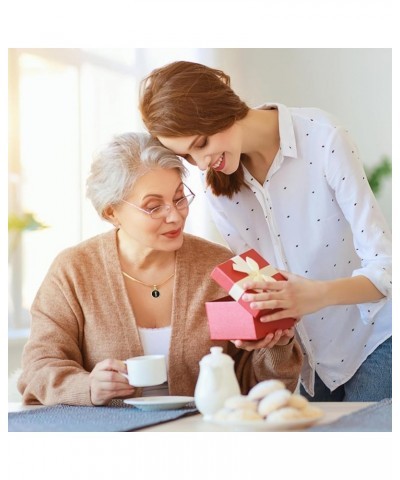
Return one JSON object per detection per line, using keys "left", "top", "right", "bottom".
{"left": 207, "top": 414, "right": 323, "bottom": 431}
{"left": 124, "top": 396, "right": 195, "bottom": 411}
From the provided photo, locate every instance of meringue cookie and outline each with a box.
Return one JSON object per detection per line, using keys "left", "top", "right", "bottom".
{"left": 258, "top": 388, "right": 291, "bottom": 416}
{"left": 224, "top": 395, "right": 258, "bottom": 411}
{"left": 300, "top": 405, "right": 323, "bottom": 419}
{"left": 287, "top": 394, "right": 309, "bottom": 409}
{"left": 265, "top": 407, "right": 303, "bottom": 424}
{"left": 227, "top": 409, "right": 263, "bottom": 421}
{"left": 248, "top": 379, "right": 286, "bottom": 401}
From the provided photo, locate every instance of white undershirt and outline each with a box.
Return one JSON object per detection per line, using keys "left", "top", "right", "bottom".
{"left": 138, "top": 326, "right": 171, "bottom": 397}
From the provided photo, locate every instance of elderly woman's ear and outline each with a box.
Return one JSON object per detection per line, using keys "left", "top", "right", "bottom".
{"left": 103, "top": 206, "right": 119, "bottom": 226}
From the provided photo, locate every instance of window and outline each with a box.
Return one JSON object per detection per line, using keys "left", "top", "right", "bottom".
{"left": 8, "top": 48, "right": 223, "bottom": 334}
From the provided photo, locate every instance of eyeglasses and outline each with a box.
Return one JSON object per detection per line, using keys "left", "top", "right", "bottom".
{"left": 121, "top": 184, "right": 196, "bottom": 219}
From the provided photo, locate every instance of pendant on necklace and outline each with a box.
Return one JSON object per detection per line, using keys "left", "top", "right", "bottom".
{"left": 151, "top": 287, "right": 160, "bottom": 298}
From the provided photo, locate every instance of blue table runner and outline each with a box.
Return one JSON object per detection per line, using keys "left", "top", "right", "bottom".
{"left": 307, "top": 398, "right": 391, "bottom": 432}
{"left": 8, "top": 400, "right": 198, "bottom": 432}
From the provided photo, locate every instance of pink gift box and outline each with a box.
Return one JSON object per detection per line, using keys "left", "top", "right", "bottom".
{"left": 206, "top": 249, "right": 295, "bottom": 340}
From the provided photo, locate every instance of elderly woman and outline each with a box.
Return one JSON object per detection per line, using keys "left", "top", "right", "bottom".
{"left": 18, "top": 132, "right": 302, "bottom": 406}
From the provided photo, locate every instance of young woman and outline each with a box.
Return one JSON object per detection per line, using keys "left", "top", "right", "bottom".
{"left": 139, "top": 61, "right": 392, "bottom": 402}
{"left": 18, "top": 132, "right": 301, "bottom": 406}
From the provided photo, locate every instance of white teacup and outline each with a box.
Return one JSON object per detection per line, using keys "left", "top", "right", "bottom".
{"left": 122, "top": 355, "right": 167, "bottom": 387}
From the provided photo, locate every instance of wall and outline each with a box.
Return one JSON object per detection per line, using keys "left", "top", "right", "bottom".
{"left": 211, "top": 48, "right": 392, "bottom": 226}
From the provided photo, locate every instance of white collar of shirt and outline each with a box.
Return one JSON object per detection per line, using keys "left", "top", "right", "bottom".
{"left": 255, "top": 102, "right": 298, "bottom": 158}
{"left": 243, "top": 103, "right": 298, "bottom": 184}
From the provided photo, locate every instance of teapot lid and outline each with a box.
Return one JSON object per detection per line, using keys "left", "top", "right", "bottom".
{"left": 200, "top": 346, "right": 234, "bottom": 366}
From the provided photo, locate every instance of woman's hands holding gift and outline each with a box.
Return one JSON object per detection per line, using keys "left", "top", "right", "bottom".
{"left": 241, "top": 270, "right": 327, "bottom": 323}
{"left": 231, "top": 327, "right": 295, "bottom": 351}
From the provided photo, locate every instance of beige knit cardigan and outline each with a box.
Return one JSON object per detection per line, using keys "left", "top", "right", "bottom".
{"left": 18, "top": 230, "right": 302, "bottom": 405}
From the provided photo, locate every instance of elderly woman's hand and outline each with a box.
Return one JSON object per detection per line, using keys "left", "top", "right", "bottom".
{"left": 89, "top": 358, "right": 135, "bottom": 406}
{"left": 231, "top": 327, "right": 295, "bottom": 351}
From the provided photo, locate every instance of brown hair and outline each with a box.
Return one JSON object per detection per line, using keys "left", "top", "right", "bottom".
{"left": 139, "top": 61, "right": 250, "bottom": 198}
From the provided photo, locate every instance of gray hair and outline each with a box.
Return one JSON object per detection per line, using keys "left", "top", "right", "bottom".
{"left": 86, "top": 132, "right": 188, "bottom": 220}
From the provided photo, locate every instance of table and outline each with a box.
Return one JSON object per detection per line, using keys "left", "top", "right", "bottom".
{"left": 8, "top": 401, "right": 374, "bottom": 432}
{"left": 137, "top": 401, "right": 373, "bottom": 431}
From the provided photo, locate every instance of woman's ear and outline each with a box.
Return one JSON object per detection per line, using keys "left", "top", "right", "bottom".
{"left": 103, "top": 205, "right": 120, "bottom": 227}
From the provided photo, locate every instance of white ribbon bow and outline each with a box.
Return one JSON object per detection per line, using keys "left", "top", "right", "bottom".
{"left": 232, "top": 256, "right": 277, "bottom": 282}
{"left": 229, "top": 255, "right": 277, "bottom": 301}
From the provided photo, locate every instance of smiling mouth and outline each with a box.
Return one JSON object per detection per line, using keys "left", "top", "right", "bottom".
{"left": 211, "top": 153, "right": 225, "bottom": 171}
{"left": 163, "top": 228, "right": 181, "bottom": 237}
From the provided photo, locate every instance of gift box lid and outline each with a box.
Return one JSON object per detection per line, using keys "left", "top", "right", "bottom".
{"left": 210, "top": 249, "right": 288, "bottom": 319}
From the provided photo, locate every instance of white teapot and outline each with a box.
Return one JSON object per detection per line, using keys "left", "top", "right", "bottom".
{"left": 194, "top": 346, "right": 241, "bottom": 419}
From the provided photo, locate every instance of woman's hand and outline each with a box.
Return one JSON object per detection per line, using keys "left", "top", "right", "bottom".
{"left": 89, "top": 358, "right": 135, "bottom": 406}
{"left": 241, "top": 271, "right": 327, "bottom": 323}
{"left": 231, "top": 327, "right": 295, "bottom": 351}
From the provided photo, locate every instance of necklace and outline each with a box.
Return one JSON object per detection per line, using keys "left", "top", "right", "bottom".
{"left": 122, "top": 270, "right": 175, "bottom": 298}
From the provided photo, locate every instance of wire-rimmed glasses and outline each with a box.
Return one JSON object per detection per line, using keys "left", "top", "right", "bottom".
{"left": 121, "top": 184, "right": 196, "bottom": 219}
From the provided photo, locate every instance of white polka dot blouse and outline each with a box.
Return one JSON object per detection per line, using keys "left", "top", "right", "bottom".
{"left": 201, "top": 103, "right": 392, "bottom": 395}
